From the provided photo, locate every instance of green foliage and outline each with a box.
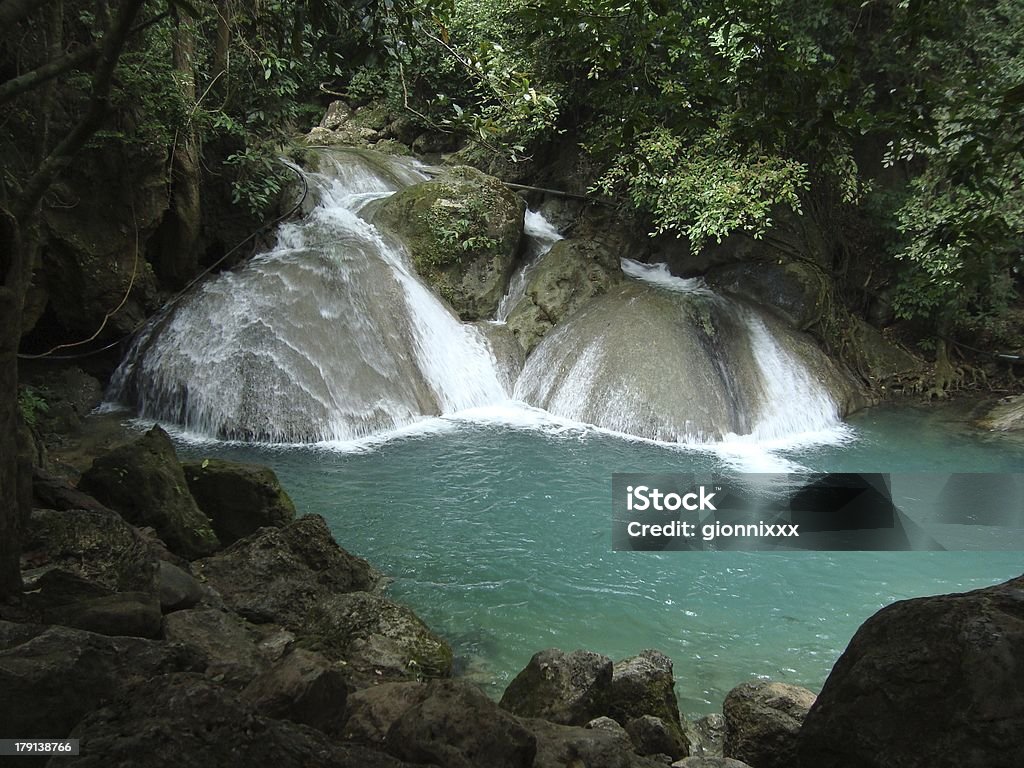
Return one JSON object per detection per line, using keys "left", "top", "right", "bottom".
{"left": 426, "top": 195, "right": 499, "bottom": 259}
{"left": 223, "top": 147, "right": 293, "bottom": 217}
{"left": 17, "top": 387, "right": 48, "bottom": 428}
{"left": 888, "top": 0, "right": 1024, "bottom": 324}
{"left": 594, "top": 125, "right": 809, "bottom": 251}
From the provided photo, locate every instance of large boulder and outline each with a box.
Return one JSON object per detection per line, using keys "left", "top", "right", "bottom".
{"left": 706, "top": 260, "right": 828, "bottom": 332}
{"left": 722, "top": 681, "right": 815, "bottom": 768}
{"left": 606, "top": 650, "right": 686, "bottom": 746}
{"left": 42, "top": 591, "right": 163, "bottom": 639}
{"left": 63, "top": 674, "right": 415, "bottom": 767}
{"left": 241, "top": 647, "right": 350, "bottom": 735}
{"left": 78, "top": 425, "right": 220, "bottom": 559}
{"left": 797, "top": 575, "right": 1024, "bottom": 768}
{"left": 499, "top": 648, "right": 613, "bottom": 725}
{"left": 182, "top": 458, "right": 297, "bottom": 545}
{"left": 0, "top": 623, "right": 201, "bottom": 738}
{"left": 162, "top": 607, "right": 274, "bottom": 688}
{"left": 528, "top": 717, "right": 668, "bottom": 768}
{"left": 506, "top": 238, "right": 621, "bottom": 353}
{"left": 385, "top": 679, "right": 537, "bottom": 768}
{"left": 342, "top": 681, "right": 430, "bottom": 745}
{"left": 302, "top": 591, "right": 454, "bottom": 680}
{"left": 192, "top": 514, "right": 378, "bottom": 625}
{"left": 376, "top": 166, "right": 525, "bottom": 320}
{"left": 22, "top": 507, "right": 166, "bottom": 592}
{"left": 626, "top": 714, "right": 689, "bottom": 760}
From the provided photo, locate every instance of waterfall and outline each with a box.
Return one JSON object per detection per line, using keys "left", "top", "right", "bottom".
{"left": 109, "top": 150, "right": 506, "bottom": 442}
{"left": 513, "top": 260, "right": 847, "bottom": 444}
{"left": 110, "top": 148, "right": 853, "bottom": 448}
{"left": 494, "top": 210, "right": 563, "bottom": 322}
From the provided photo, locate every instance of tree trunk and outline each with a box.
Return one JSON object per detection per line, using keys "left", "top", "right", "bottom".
{"left": 156, "top": 8, "right": 201, "bottom": 287}
{"left": 0, "top": 0, "right": 148, "bottom": 600}
{"left": 0, "top": 211, "right": 26, "bottom": 599}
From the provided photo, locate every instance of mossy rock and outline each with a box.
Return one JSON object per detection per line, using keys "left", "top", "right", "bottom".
{"left": 182, "top": 458, "right": 297, "bottom": 545}
{"left": 301, "top": 591, "right": 454, "bottom": 681}
{"left": 376, "top": 166, "right": 525, "bottom": 320}
{"left": 506, "top": 238, "right": 622, "bottom": 354}
{"left": 78, "top": 425, "right": 220, "bottom": 560}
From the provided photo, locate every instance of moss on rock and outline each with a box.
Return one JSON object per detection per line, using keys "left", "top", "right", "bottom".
{"left": 376, "top": 166, "right": 525, "bottom": 319}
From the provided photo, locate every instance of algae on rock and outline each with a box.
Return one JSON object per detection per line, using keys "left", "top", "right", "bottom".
{"left": 375, "top": 166, "right": 525, "bottom": 320}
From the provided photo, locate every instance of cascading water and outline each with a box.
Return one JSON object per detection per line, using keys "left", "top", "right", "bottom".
{"left": 110, "top": 148, "right": 854, "bottom": 448}
{"left": 513, "top": 259, "right": 849, "bottom": 444}
{"left": 494, "top": 210, "right": 563, "bottom": 322}
{"left": 109, "top": 150, "right": 506, "bottom": 442}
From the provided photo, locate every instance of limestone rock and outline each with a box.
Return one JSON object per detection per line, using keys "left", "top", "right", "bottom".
{"left": 78, "top": 425, "right": 220, "bottom": 559}
{"left": 342, "top": 681, "right": 430, "bottom": 745}
{"left": 707, "top": 260, "right": 828, "bottom": 331}
{"left": 36, "top": 144, "right": 163, "bottom": 346}
{"left": 302, "top": 591, "right": 453, "bottom": 680}
{"left": 182, "top": 458, "right": 296, "bottom": 545}
{"left": 23, "top": 507, "right": 165, "bottom": 592}
{"left": 154, "top": 560, "right": 205, "bottom": 612}
{"left": 192, "top": 514, "right": 377, "bottom": 625}
{"left": 43, "top": 591, "right": 163, "bottom": 639}
{"left": 376, "top": 166, "right": 525, "bottom": 320}
{"left": 506, "top": 238, "right": 621, "bottom": 353}
{"left": 0, "top": 624, "right": 200, "bottom": 737}
{"left": 65, "top": 673, "right": 414, "bottom": 767}
{"left": 386, "top": 679, "right": 537, "bottom": 768}
{"left": 162, "top": 607, "right": 271, "bottom": 688}
{"left": 626, "top": 714, "right": 689, "bottom": 760}
{"left": 607, "top": 649, "right": 685, "bottom": 744}
{"left": 797, "top": 574, "right": 1024, "bottom": 768}
{"left": 242, "top": 647, "right": 350, "bottom": 735}
{"left": 499, "top": 648, "right": 613, "bottom": 725}
{"left": 528, "top": 717, "right": 667, "bottom": 768}
{"left": 722, "top": 681, "right": 815, "bottom": 768}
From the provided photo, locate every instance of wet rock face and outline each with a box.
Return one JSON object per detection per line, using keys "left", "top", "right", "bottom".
{"left": 499, "top": 648, "right": 614, "bottom": 725}
{"left": 707, "top": 260, "right": 828, "bottom": 332}
{"left": 78, "top": 425, "right": 220, "bottom": 559}
{"left": 722, "top": 680, "right": 815, "bottom": 768}
{"left": 797, "top": 574, "right": 1024, "bottom": 768}
{"left": 182, "top": 458, "right": 296, "bottom": 545}
{"left": 376, "top": 166, "right": 525, "bottom": 320}
{"left": 30, "top": 144, "right": 164, "bottom": 346}
{"left": 506, "top": 238, "right": 622, "bottom": 353}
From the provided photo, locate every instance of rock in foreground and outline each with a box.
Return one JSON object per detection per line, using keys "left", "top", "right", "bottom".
{"left": 797, "top": 574, "right": 1024, "bottom": 768}
{"left": 78, "top": 425, "right": 219, "bottom": 559}
{"left": 722, "top": 680, "right": 815, "bottom": 768}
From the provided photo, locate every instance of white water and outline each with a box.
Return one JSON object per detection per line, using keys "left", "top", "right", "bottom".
{"left": 494, "top": 210, "right": 563, "bottom": 322}
{"left": 111, "top": 149, "right": 851, "bottom": 458}
{"left": 620, "top": 257, "right": 714, "bottom": 295}
{"left": 109, "top": 151, "right": 505, "bottom": 442}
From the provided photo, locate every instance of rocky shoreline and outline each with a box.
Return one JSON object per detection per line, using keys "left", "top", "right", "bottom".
{"left": 2, "top": 410, "right": 1023, "bottom": 767}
